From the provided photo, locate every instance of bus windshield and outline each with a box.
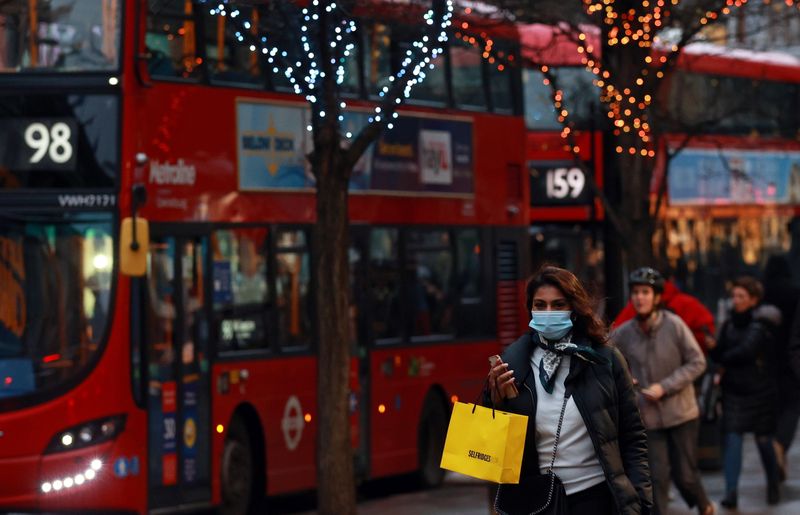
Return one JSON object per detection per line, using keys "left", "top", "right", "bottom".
{"left": 0, "top": 212, "right": 114, "bottom": 406}
{"left": 0, "top": 0, "right": 121, "bottom": 73}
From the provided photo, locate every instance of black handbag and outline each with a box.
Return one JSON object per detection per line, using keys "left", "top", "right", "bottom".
{"left": 697, "top": 365, "right": 722, "bottom": 423}
{"left": 495, "top": 394, "right": 570, "bottom": 515}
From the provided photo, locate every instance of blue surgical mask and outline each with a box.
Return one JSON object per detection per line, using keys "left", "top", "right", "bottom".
{"left": 529, "top": 311, "right": 573, "bottom": 340}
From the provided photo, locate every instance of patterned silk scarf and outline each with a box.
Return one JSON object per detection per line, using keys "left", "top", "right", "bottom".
{"left": 535, "top": 333, "right": 609, "bottom": 394}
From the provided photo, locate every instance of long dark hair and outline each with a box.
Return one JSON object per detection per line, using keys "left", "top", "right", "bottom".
{"left": 526, "top": 265, "right": 608, "bottom": 345}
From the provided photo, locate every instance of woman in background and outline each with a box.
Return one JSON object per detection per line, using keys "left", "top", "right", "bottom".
{"left": 709, "top": 276, "right": 782, "bottom": 508}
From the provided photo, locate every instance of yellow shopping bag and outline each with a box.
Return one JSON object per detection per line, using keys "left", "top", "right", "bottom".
{"left": 439, "top": 402, "right": 528, "bottom": 484}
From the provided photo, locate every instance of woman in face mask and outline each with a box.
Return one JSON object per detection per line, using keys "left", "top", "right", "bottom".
{"left": 488, "top": 266, "right": 652, "bottom": 515}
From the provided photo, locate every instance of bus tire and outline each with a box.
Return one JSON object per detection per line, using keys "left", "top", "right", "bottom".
{"left": 221, "top": 415, "right": 258, "bottom": 515}
{"left": 417, "top": 394, "right": 448, "bottom": 488}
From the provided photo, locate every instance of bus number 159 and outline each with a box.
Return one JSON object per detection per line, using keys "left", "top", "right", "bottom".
{"left": 546, "top": 167, "right": 586, "bottom": 200}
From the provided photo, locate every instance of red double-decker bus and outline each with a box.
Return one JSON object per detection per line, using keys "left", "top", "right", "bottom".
{"left": 520, "top": 23, "right": 800, "bottom": 313}
{"left": 0, "top": 1, "right": 528, "bottom": 513}
{"left": 519, "top": 24, "right": 606, "bottom": 303}
{"left": 653, "top": 43, "right": 800, "bottom": 308}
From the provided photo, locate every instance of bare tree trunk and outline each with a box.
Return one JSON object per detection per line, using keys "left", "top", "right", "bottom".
{"left": 616, "top": 150, "right": 656, "bottom": 268}
{"left": 602, "top": 25, "right": 657, "bottom": 271}
{"left": 625, "top": 218, "right": 656, "bottom": 269}
{"left": 314, "top": 142, "right": 357, "bottom": 515}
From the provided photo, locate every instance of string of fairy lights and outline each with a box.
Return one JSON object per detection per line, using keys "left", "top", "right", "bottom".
{"left": 575, "top": 0, "right": 734, "bottom": 157}
{"left": 453, "top": 7, "right": 516, "bottom": 72}
{"left": 590, "top": 0, "right": 799, "bottom": 156}
{"left": 197, "top": 0, "right": 798, "bottom": 155}
{"left": 512, "top": 0, "right": 799, "bottom": 158}
{"left": 199, "top": 0, "right": 453, "bottom": 136}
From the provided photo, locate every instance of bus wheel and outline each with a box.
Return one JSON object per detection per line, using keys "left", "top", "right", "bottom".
{"left": 417, "top": 396, "right": 447, "bottom": 488}
{"left": 221, "top": 416, "right": 257, "bottom": 515}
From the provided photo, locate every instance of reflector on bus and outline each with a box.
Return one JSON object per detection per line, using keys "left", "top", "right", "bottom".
{"left": 120, "top": 217, "right": 149, "bottom": 276}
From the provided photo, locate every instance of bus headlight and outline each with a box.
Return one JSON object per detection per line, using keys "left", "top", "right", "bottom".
{"left": 41, "top": 459, "right": 102, "bottom": 495}
{"left": 45, "top": 415, "right": 126, "bottom": 454}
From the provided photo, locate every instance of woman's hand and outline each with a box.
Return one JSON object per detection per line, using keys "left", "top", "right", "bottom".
{"left": 488, "top": 356, "right": 516, "bottom": 405}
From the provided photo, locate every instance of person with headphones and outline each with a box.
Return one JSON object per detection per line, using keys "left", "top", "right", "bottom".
{"left": 611, "top": 267, "right": 713, "bottom": 515}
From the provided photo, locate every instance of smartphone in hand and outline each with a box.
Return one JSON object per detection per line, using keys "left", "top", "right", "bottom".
{"left": 488, "top": 355, "right": 518, "bottom": 398}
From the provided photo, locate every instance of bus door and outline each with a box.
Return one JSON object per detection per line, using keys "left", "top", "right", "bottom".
{"left": 530, "top": 224, "right": 604, "bottom": 299}
{"left": 144, "top": 232, "right": 212, "bottom": 509}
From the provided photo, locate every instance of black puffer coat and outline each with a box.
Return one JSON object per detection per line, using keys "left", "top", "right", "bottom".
{"left": 711, "top": 305, "right": 781, "bottom": 434}
{"left": 492, "top": 332, "right": 652, "bottom": 515}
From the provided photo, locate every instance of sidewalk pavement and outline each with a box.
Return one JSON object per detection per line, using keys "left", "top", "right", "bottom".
{"left": 667, "top": 434, "right": 800, "bottom": 514}
{"left": 347, "top": 433, "right": 800, "bottom": 514}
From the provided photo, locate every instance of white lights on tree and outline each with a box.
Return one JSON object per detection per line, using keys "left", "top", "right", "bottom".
{"left": 199, "top": 0, "right": 454, "bottom": 136}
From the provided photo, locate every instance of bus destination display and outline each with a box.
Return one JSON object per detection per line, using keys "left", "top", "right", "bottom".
{"left": 0, "top": 118, "right": 78, "bottom": 172}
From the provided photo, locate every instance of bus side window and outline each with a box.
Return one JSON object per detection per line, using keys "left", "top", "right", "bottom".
{"left": 523, "top": 66, "right": 597, "bottom": 129}
{"left": 488, "top": 41, "right": 515, "bottom": 114}
{"left": 211, "top": 228, "right": 270, "bottom": 353}
{"left": 363, "top": 22, "right": 393, "bottom": 98}
{"left": 456, "top": 229, "right": 482, "bottom": 301}
{"left": 455, "top": 228, "right": 491, "bottom": 337}
{"left": 451, "top": 38, "right": 487, "bottom": 111}
{"left": 395, "top": 26, "right": 448, "bottom": 105}
{"left": 147, "top": 239, "right": 177, "bottom": 370}
{"left": 201, "top": 6, "right": 264, "bottom": 87}
{"left": 368, "top": 228, "right": 402, "bottom": 343}
{"left": 275, "top": 229, "right": 312, "bottom": 350}
{"left": 145, "top": 0, "right": 201, "bottom": 80}
{"left": 407, "top": 229, "right": 455, "bottom": 340}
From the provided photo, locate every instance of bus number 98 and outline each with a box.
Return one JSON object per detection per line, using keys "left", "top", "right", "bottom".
{"left": 24, "top": 122, "right": 73, "bottom": 164}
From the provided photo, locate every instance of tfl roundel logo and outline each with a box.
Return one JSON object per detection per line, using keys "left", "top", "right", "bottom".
{"left": 281, "top": 395, "right": 305, "bottom": 451}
